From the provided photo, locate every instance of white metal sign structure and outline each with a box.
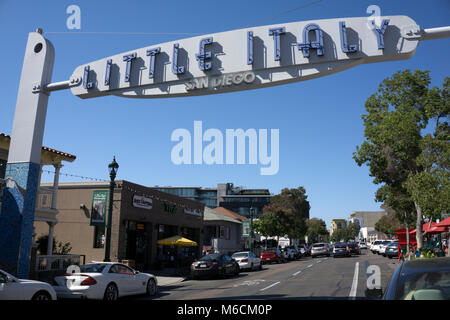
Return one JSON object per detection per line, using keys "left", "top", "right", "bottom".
{"left": 0, "top": 15, "right": 449, "bottom": 279}
{"left": 69, "top": 15, "right": 426, "bottom": 99}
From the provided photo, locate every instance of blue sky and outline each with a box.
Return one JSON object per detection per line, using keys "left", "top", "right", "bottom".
{"left": 0, "top": 0, "right": 449, "bottom": 228}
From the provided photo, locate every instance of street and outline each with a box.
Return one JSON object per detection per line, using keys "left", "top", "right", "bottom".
{"left": 132, "top": 251, "right": 397, "bottom": 300}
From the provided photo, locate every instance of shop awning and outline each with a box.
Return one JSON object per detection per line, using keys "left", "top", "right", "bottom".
{"left": 436, "top": 217, "right": 450, "bottom": 227}
{"left": 409, "top": 222, "right": 448, "bottom": 235}
{"left": 157, "top": 235, "right": 197, "bottom": 247}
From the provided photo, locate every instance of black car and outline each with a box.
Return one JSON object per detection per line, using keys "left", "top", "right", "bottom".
{"left": 332, "top": 242, "right": 351, "bottom": 257}
{"left": 384, "top": 242, "right": 399, "bottom": 259}
{"left": 191, "top": 253, "right": 240, "bottom": 279}
{"left": 383, "top": 257, "right": 450, "bottom": 300}
{"left": 347, "top": 242, "right": 361, "bottom": 255}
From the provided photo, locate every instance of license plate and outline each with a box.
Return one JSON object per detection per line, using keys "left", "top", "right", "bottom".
{"left": 199, "top": 264, "right": 207, "bottom": 268}
{"left": 266, "top": 258, "right": 270, "bottom": 261}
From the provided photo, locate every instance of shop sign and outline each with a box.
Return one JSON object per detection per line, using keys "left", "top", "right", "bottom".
{"left": 184, "top": 208, "right": 203, "bottom": 217}
{"left": 90, "top": 190, "right": 108, "bottom": 226}
{"left": 132, "top": 194, "right": 153, "bottom": 210}
{"left": 164, "top": 203, "right": 178, "bottom": 213}
{"left": 242, "top": 221, "right": 251, "bottom": 238}
{"left": 70, "top": 16, "right": 420, "bottom": 99}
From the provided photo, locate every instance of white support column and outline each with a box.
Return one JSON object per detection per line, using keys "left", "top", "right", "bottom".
{"left": 47, "top": 222, "right": 55, "bottom": 255}
{"left": 51, "top": 163, "right": 62, "bottom": 210}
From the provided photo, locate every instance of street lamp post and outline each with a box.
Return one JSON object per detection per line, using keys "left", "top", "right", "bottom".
{"left": 104, "top": 156, "right": 119, "bottom": 262}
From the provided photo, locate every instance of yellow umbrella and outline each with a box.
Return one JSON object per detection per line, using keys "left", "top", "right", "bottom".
{"left": 157, "top": 235, "right": 197, "bottom": 247}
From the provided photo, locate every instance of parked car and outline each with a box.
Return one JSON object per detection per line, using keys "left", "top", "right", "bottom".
{"left": 379, "top": 240, "right": 396, "bottom": 256}
{"left": 260, "top": 248, "right": 285, "bottom": 264}
{"left": 384, "top": 242, "right": 399, "bottom": 259}
{"left": 332, "top": 242, "right": 351, "bottom": 257}
{"left": 305, "top": 244, "right": 312, "bottom": 256}
{"left": 52, "top": 262, "right": 157, "bottom": 300}
{"left": 0, "top": 269, "right": 57, "bottom": 300}
{"left": 231, "top": 251, "right": 262, "bottom": 271}
{"left": 281, "top": 247, "right": 296, "bottom": 261}
{"left": 296, "top": 244, "right": 306, "bottom": 257}
{"left": 347, "top": 242, "right": 361, "bottom": 255}
{"left": 288, "top": 246, "right": 302, "bottom": 259}
{"left": 383, "top": 257, "right": 450, "bottom": 300}
{"left": 359, "top": 242, "right": 368, "bottom": 250}
{"left": 370, "top": 240, "right": 383, "bottom": 254}
{"left": 311, "top": 243, "right": 330, "bottom": 258}
{"left": 191, "top": 253, "right": 239, "bottom": 280}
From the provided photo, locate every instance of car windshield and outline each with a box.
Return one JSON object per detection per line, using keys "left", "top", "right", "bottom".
{"left": 387, "top": 242, "right": 398, "bottom": 247}
{"left": 201, "top": 254, "right": 221, "bottom": 261}
{"left": 335, "top": 243, "right": 346, "bottom": 248}
{"left": 79, "top": 264, "right": 107, "bottom": 273}
{"left": 396, "top": 270, "right": 450, "bottom": 300}
{"left": 232, "top": 253, "right": 248, "bottom": 258}
{"left": 313, "top": 243, "right": 325, "bottom": 247}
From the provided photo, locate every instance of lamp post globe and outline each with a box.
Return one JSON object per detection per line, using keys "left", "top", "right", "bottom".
{"left": 104, "top": 156, "right": 118, "bottom": 262}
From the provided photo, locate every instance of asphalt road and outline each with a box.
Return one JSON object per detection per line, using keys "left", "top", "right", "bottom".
{"left": 133, "top": 249, "right": 399, "bottom": 300}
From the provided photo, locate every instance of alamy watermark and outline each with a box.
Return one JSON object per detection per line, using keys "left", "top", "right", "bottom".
{"left": 170, "top": 121, "right": 279, "bottom": 175}
{"left": 66, "top": 5, "right": 81, "bottom": 30}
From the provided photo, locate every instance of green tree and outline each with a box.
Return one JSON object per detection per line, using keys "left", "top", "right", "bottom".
{"left": 306, "top": 218, "right": 329, "bottom": 243}
{"left": 354, "top": 70, "right": 449, "bottom": 249}
{"left": 254, "top": 205, "right": 286, "bottom": 248}
{"left": 374, "top": 214, "right": 400, "bottom": 237}
{"left": 270, "top": 187, "right": 310, "bottom": 243}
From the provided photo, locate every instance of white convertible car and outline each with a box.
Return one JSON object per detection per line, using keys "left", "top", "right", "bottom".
{"left": 0, "top": 269, "right": 57, "bottom": 300}
{"left": 52, "top": 262, "right": 158, "bottom": 300}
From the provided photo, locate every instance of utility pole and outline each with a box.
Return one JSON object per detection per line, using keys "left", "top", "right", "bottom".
{"left": 249, "top": 206, "right": 255, "bottom": 253}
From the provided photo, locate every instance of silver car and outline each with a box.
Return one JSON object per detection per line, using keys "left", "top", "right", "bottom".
{"left": 311, "top": 243, "right": 331, "bottom": 258}
{"left": 231, "top": 251, "right": 262, "bottom": 271}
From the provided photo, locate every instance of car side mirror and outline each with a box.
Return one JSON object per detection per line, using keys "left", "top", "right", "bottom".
{"left": 134, "top": 270, "right": 140, "bottom": 275}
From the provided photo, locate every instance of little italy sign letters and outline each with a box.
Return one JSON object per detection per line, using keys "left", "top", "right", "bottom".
{"left": 70, "top": 15, "right": 422, "bottom": 99}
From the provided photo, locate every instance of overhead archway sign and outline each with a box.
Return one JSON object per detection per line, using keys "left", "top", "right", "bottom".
{"left": 69, "top": 15, "right": 435, "bottom": 99}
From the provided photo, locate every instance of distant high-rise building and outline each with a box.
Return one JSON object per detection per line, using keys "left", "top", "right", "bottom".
{"left": 153, "top": 182, "right": 270, "bottom": 218}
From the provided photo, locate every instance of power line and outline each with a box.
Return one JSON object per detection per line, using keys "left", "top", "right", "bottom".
{"left": 45, "top": 31, "right": 203, "bottom": 36}
{"left": 246, "top": 0, "right": 325, "bottom": 27}
{"left": 44, "top": 1, "right": 325, "bottom": 37}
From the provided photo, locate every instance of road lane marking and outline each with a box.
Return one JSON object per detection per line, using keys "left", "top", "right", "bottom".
{"left": 233, "top": 279, "right": 266, "bottom": 287}
{"left": 306, "top": 264, "right": 313, "bottom": 268}
{"left": 293, "top": 270, "right": 302, "bottom": 276}
{"left": 349, "top": 262, "right": 359, "bottom": 299}
{"left": 260, "top": 281, "right": 280, "bottom": 292}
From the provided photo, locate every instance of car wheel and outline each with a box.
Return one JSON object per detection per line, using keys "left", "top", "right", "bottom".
{"left": 234, "top": 265, "right": 240, "bottom": 276}
{"left": 146, "top": 278, "right": 157, "bottom": 296}
{"left": 388, "top": 256, "right": 392, "bottom": 259}
{"left": 250, "top": 263, "right": 254, "bottom": 271}
{"left": 32, "top": 291, "right": 52, "bottom": 301}
{"left": 104, "top": 283, "right": 119, "bottom": 301}
{"left": 259, "top": 263, "right": 262, "bottom": 270}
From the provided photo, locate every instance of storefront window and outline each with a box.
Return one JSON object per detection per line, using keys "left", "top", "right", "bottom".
{"left": 93, "top": 226, "right": 105, "bottom": 248}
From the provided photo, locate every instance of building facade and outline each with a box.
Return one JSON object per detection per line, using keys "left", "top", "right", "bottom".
{"left": 154, "top": 182, "right": 270, "bottom": 218}
{"left": 203, "top": 207, "right": 243, "bottom": 254}
{"left": 330, "top": 219, "right": 347, "bottom": 236}
{"left": 35, "top": 180, "right": 205, "bottom": 271}
{"left": 0, "top": 132, "right": 76, "bottom": 259}
{"left": 349, "top": 210, "right": 387, "bottom": 229}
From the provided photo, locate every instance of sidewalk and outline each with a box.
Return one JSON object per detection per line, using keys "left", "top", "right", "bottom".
{"left": 145, "top": 267, "right": 190, "bottom": 286}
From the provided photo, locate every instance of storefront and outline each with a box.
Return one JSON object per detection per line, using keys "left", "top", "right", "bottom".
{"left": 36, "top": 180, "right": 204, "bottom": 271}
